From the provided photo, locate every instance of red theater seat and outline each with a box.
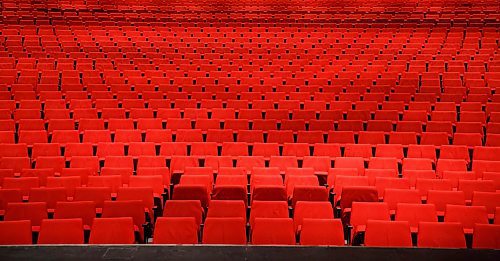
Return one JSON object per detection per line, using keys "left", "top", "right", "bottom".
{"left": 427, "top": 190, "right": 466, "bottom": 217}
{"left": 207, "top": 200, "right": 246, "bottom": 221}
{"left": 458, "top": 180, "right": 495, "bottom": 203}
{"left": 116, "top": 187, "right": 155, "bottom": 215}
{"left": 252, "top": 218, "right": 295, "bottom": 245}
{"left": 4, "top": 202, "right": 47, "bottom": 229}
{"left": 384, "top": 189, "right": 421, "bottom": 214}
{"left": 1, "top": 0, "right": 499, "bottom": 252}
{"left": 472, "top": 192, "right": 500, "bottom": 219}
{"left": 202, "top": 217, "right": 247, "bottom": 245}
{"left": 282, "top": 143, "right": 310, "bottom": 158}
{"left": 299, "top": 219, "right": 344, "bottom": 246}
{"left": 0, "top": 157, "right": 31, "bottom": 174}
{"left": 3, "top": 177, "right": 40, "bottom": 198}
{"left": 444, "top": 205, "right": 489, "bottom": 234}
{"left": 38, "top": 219, "right": 84, "bottom": 244}
{"left": 350, "top": 202, "right": 390, "bottom": 240}
{"left": 417, "top": 222, "right": 466, "bottom": 248}
{"left": 163, "top": 200, "right": 203, "bottom": 229}
{"left": 54, "top": 201, "right": 96, "bottom": 229}
{"left": 472, "top": 224, "right": 500, "bottom": 249}
{"left": 89, "top": 217, "right": 135, "bottom": 244}
{"left": 407, "top": 145, "right": 436, "bottom": 162}
{"left": 28, "top": 187, "right": 67, "bottom": 210}
{"left": 249, "top": 201, "right": 288, "bottom": 229}
{"left": 153, "top": 217, "right": 198, "bottom": 244}
{"left": 364, "top": 220, "right": 412, "bottom": 247}
{"left": 0, "top": 220, "right": 32, "bottom": 245}
{"left": 293, "top": 201, "right": 334, "bottom": 233}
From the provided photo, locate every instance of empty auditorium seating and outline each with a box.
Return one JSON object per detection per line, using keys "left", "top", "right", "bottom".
{"left": 0, "top": 0, "right": 499, "bottom": 250}
{"left": 101, "top": 200, "right": 147, "bottom": 240}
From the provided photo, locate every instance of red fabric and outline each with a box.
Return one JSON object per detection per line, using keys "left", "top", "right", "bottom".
{"left": 0, "top": 220, "right": 32, "bottom": 245}
{"left": 202, "top": 217, "right": 246, "bottom": 245}
{"left": 418, "top": 222, "right": 466, "bottom": 248}
{"left": 153, "top": 217, "right": 198, "bottom": 244}
{"left": 365, "top": 220, "right": 412, "bottom": 247}
{"left": 300, "top": 219, "right": 344, "bottom": 246}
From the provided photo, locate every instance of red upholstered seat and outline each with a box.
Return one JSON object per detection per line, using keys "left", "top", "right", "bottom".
{"left": 202, "top": 217, "right": 247, "bottom": 245}
{"left": 300, "top": 219, "right": 344, "bottom": 246}
{"left": 364, "top": 220, "right": 412, "bottom": 247}
{"left": 153, "top": 217, "right": 199, "bottom": 244}
{"left": 0, "top": 220, "right": 32, "bottom": 245}
{"left": 252, "top": 218, "right": 295, "bottom": 245}
{"left": 38, "top": 219, "right": 84, "bottom": 244}
{"left": 89, "top": 217, "right": 135, "bottom": 244}
{"left": 417, "top": 222, "right": 466, "bottom": 248}
{"left": 0, "top": 0, "right": 499, "bottom": 251}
